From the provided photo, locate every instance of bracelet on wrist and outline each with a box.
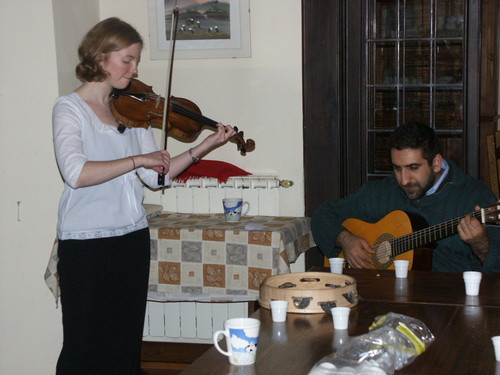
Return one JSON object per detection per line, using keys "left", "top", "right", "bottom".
{"left": 130, "top": 156, "right": 136, "bottom": 169}
{"left": 188, "top": 148, "right": 200, "bottom": 163}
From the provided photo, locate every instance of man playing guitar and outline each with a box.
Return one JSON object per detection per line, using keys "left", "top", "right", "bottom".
{"left": 311, "top": 123, "right": 500, "bottom": 272}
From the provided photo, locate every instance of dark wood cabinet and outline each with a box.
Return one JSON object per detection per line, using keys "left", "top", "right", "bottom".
{"left": 365, "top": 0, "right": 480, "bottom": 180}
{"left": 302, "top": 0, "right": 498, "bottom": 268}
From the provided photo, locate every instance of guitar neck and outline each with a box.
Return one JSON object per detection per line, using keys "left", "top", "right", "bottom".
{"left": 391, "top": 209, "right": 482, "bottom": 257}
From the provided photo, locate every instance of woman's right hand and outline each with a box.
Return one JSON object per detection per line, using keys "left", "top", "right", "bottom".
{"left": 135, "top": 150, "right": 171, "bottom": 174}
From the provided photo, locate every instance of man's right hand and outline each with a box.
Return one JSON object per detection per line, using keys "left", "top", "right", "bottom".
{"left": 335, "top": 230, "right": 374, "bottom": 268}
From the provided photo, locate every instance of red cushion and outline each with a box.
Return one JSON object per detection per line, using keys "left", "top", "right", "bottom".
{"left": 175, "top": 160, "right": 251, "bottom": 183}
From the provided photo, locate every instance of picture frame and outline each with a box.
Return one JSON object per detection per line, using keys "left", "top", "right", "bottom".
{"left": 147, "top": 0, "right": 251, "bottom": 59}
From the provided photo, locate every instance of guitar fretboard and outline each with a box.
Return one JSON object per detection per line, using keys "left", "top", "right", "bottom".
{"left": 390, "top": 209, "right": 484, "bottom": 257}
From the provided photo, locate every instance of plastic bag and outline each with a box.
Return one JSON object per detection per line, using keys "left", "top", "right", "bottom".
{"left": 308, "top": 312, "right": 435, "bottom": 375}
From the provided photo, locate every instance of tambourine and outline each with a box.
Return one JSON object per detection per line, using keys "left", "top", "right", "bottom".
{"left": 259, "top": 272, "right": 358, "bottom": 314}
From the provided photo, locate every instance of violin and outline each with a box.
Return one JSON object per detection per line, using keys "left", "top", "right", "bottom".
{"left": 110, "top": 78, "right": 255, "bottom": 156}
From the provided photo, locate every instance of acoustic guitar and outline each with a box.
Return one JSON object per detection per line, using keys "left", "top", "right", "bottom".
{"left": 337, "top": 203, "right": 500, "bottom": 270}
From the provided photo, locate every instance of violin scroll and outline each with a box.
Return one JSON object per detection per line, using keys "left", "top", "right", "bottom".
{"left": 232, "top": 127, "right": 255, "bottom": 156}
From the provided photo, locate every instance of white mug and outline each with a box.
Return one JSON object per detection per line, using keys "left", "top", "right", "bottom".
{"left": 223, "top": 198, "right": 250, "bottom": 222}
{"left": 213, "top": 318, "right": 260, "bottom": 365}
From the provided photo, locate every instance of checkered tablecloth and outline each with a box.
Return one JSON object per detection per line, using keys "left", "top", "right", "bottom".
{"left": 45, "top": 212, "right": 314, "bottom": 303}
{"left": 147, "top": 212, "right": 315, "bottom": 300}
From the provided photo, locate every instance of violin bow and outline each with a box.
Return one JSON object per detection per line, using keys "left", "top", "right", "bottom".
{"left": 158, "top": 1, "right": 180, "bottom": 187}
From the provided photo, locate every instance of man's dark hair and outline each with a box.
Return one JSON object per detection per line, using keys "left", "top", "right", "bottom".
{"left": 390, "top": 123, "right": 441, "bottom": 164}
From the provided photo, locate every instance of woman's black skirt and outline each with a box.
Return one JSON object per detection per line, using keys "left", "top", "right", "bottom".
{"left": 56, "top": 228, "right": 150, "bottom": 375}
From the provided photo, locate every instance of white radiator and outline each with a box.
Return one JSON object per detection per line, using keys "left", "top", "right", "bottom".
{"left": 160, "top": 175, "right": 284, "bottom": 215}
{"left": 143, "top": 301, "right": 249, "bottom": 343}
{"left": 143, "top": 176, "right": 296, "bottom": 343}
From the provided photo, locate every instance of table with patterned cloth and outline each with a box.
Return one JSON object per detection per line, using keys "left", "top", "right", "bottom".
{"left": 147, "top": 212, "right": 315, "bottom": 302}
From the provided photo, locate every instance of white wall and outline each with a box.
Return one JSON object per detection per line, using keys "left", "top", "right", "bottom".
{"left": 99, "top": 0, "right": 304, "bottom": 213}
{"left": 1, "top": 1, "right": 61, "bottom": 374}
{"left": 0, "top": 1, "right": 302, "bottom": 374}
{"left": 52, "top": 0, "right": 100, "bottom": 95}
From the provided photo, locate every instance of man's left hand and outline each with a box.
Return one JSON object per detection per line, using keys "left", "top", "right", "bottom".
{"left": 458, "top": 205, "right": 489, "bottom": 262}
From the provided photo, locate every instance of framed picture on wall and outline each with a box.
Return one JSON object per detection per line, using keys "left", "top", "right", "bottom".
{"left": 147, "top": 0, "right": 251, "bottom": 59}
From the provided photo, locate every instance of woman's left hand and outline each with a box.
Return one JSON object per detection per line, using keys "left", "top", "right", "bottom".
{"left": 203, "top": 123, "right": 237, "bottom": 147}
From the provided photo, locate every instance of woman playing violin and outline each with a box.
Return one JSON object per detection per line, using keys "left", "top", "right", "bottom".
{"left": 53, "top": 17, "right": 235, "bottom": 375}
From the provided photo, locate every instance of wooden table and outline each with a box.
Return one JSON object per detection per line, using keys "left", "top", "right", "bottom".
{"left": 179, "top": 269, "right": 500, "bottom": 375}
{"left": 342, "top": 268, "right": 500, "bottom": 307}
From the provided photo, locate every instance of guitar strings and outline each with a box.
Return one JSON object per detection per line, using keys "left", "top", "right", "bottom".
{"left": 374, "top": 207, "right": 490, "bottom": 261}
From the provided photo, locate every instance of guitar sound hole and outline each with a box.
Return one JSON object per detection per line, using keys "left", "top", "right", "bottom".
{"left": 375, "top": 240, "right": 392, "bottom": 265}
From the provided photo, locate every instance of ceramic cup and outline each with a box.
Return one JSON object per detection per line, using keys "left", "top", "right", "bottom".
{"left": 213, "top": 318, "right": 260, "bottom": 365}
{"left": 223, "top": 198, "right": 250, "bottom": 222}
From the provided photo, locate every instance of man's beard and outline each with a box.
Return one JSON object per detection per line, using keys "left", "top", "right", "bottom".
{"left": 401, "top": 171, "right": 437, "bottom": 200}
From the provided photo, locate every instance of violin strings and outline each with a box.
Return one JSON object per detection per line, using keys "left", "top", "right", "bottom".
{"left": 121, "top": 91, "right": 218, "bottom": 127}
{"left": 170, "top": 102, "right": 218, "bottom": 127}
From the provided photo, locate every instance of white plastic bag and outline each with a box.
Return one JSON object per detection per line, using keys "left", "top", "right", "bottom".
{"left": 308, "top": 312, "right": 435, "bottom": 375}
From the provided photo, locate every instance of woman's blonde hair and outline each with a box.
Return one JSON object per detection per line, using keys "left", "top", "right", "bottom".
{"left": 76, "top": 17, "right": 143, "bottom": 82}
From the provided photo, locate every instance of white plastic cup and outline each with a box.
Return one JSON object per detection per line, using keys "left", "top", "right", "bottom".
{"left": 492, "top": 336, "right": 500, "bottom": 361}
{"left": 393, "top": 260, "right": 410, "bottom": 278}
{"left": 329, "top": 257, "right": 345, "bottom": 274}
{"left": 270, "top": 300, "right": 288, "bottom": 323}
{"left": 463, "top": 271, "right": 482, "bottom": 296}
{"left": 331, "top": 306, "right": 350, "bottom": 330}
{"left": 213, "top": 318, "right": 260, "bottom": 365}
{"left": 223, "top": 198, "right": 250, "bottom": 222}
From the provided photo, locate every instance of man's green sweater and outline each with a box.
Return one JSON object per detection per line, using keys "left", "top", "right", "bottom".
{"left": 311, "top": 160, "right": 500, "bottom": 272}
